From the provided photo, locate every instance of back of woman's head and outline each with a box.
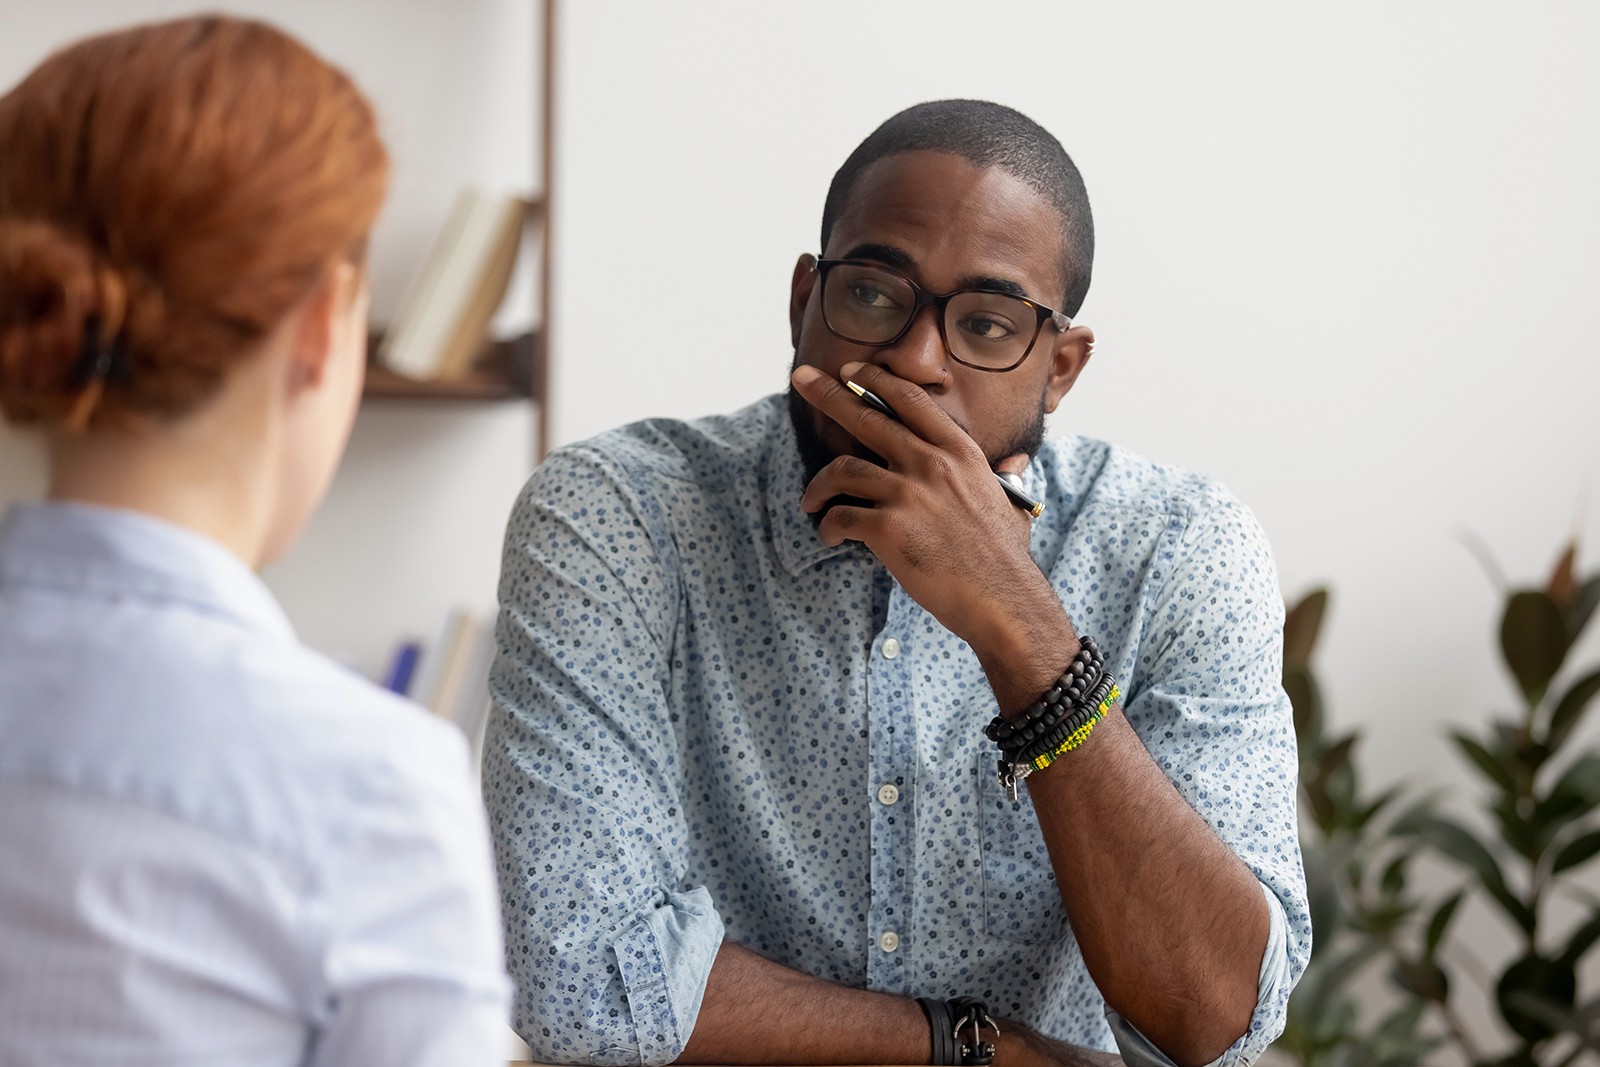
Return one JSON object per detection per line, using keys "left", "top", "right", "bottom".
{"left": 0, "top": 16, "right": 389, "bottom": 431}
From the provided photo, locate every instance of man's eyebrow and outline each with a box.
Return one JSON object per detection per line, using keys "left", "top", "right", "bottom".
{"left": 838, "top": 243, "right": 915, "bottom": 272}
{"left": 958, "top": 274, "right": 1030, "bottom": 300}
{"left": 837, "top": 243, "right": 1037, "bottom": 302}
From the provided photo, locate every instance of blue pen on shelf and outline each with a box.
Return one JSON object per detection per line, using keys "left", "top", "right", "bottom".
{"left": 382, "top": 640, "right": 422, "bottom": 695}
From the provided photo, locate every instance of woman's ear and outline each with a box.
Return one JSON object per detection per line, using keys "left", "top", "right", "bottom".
{"left": 287, "top": 261, "right": 360, "bottom": 391}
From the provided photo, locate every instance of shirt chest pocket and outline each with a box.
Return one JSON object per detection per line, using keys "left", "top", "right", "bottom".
{"left": 976, "top": 755, "right": 1073, "bottom": 945}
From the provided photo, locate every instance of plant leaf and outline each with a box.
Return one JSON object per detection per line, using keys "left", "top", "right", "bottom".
{"left": 1451, "top": 730, "right": 1517, "bottom": 792}
{"left": 1300, "top": 843, "right": 1343, "bottom": 947}
{"left": 1379, "top": 853, "right": 1408, "bottom": 898}
{"left": 1553, "top": 829, "right": 1600, "bottom": 875}
{"left": 1390, "top": 957, "right": 1449, "bottom": 1002}
{"left": 1496, "top": 953, "right": 1578, "bottom": 1043}
{"left": 1549, "top": 753, "right": 1600, "bottom": 807}
{"left": 1284, "top": 665, "right": 1322, "bottom": 750}
{"left": 1415, "top": 816, "right": 1536, "bottom": 932}
{"left": 1501, "top": 590, "right": 1570, "bottom": 706}
{"left": 1503, "top": 994, "right": 1600, "bottom": 1060}
{"left": 1425, "top": 890, "right": 1465, "bottom": 960}
{"left": 1290, "top": 941, "right": 1381, "bottom": 1021}
{"left": 1320, "top": 734, "right": 1357, "bottom": 782}
{"left": 1559, "top": 909, "right": 1600, "bottom": 969}
{"left": 1571, "top": 575, "right": 1600, "bottom": 647}
{"left": 1493, "top": 794, "right": 1545, "bottom": 861}
{"left": 1549, "top": 541, "right": 1578, "bottom": 610}
{"left": 1388, "top": 794, "right": 1439, "bottom": 837}
{"left": 1303, "top": 775, "right": 1337, "bottom": 837}
{"left": 1353, "top": 783, "right": 1403, "bottom": 832}
{"left": 1284, "top": 589, "right": 1329, "bottom": 670}
{"left": 1549, "top": 668, "right": 1600, "bottom": 751}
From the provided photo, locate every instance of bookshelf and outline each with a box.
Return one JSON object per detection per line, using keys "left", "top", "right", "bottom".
{"left": 363, "top": 332, "right": 541, "bottom": 403}
{"left": 359, "top": 0, "right": 556, "bottom": 461}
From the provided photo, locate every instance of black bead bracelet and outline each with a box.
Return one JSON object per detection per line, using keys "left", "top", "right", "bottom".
{"left": 1007, "top": 669, "right": 1119, "bottom": 765}
{"left": 984, "top": 636, "right": 1104, "bottom": 748}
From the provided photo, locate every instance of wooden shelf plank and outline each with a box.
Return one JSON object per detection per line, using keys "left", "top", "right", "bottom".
{"left": 362, "top": 330, "right": 539, "bottom": 403}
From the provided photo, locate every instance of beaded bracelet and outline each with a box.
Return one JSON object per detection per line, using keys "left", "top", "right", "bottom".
{"left": 992, "top": 635, "right": 1121, "bottom": 801}
{"left": 984, "top": 637, "right": 1104, "bottom": 748}
{"left": 1025, "top": 682, "right": 1121, "bottom": 772}
{"left": 996, "top": 668, "right": 1102, "bottom": 754}
{"left": 985, "top": 633, "right": 1100, "bottom": 742}
{"left": 1004, "top": 670, "right": 1119, "bottom": 764}
{"left": 1000, "top": 673, "right": 1112, "bottom": 764}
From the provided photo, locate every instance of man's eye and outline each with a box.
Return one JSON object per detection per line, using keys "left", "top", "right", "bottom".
{"left": 848, "top": 283, "right": 901, "bottom": 310}
{"left": 960, "top": 315, "right": 1019, "bottom": 341}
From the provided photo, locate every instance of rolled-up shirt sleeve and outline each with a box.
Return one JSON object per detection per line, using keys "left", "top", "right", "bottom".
{"left": 482, "top": 444, "right": 724, "bottom": 1065}
{"left": 1107, "top": 882, "right": 1293, "bottom": 1066}
{"left": 1106, "top": 489, "right": 1313, "bottom": 1065}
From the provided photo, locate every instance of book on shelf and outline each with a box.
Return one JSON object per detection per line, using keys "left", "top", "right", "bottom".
{"left": 378, "top": 189, "right": 534, "bottom": 381}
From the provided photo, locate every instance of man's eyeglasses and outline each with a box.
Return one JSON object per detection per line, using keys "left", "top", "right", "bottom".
{"left": 815, "top": 259, "right": 1072, "bottom": 373}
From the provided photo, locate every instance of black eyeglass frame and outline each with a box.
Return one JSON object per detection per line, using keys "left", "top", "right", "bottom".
{"left": 814, "top": 258, "right": 1073, "bottom": 373}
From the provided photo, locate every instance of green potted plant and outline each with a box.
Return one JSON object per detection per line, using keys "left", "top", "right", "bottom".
{"left": 1275, "top": 539, "right": 1600, "bottom": 1066}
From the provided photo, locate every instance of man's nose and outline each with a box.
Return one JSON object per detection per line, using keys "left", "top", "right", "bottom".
{"left": 875, "top": 305, "right": 948, "bottom": 387}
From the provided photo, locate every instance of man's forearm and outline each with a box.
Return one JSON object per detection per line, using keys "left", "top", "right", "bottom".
{"left": 676, "top": 941, "right": 1122, "bottom": 1067}
{"left": 1027, "top": 715, "right": 1267, "bottom": 1066}
{"left": 676, "top": 941, "right": 928, "bottom": 1065}
{"left": 975, "top": 608, "right": 1268, "bottom": 1067}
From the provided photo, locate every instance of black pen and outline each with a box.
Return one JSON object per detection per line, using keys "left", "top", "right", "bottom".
{"left": 844, "top": 380, "right": 1046, "bottom": 519}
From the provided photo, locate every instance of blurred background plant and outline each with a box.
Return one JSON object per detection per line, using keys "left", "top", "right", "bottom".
{"left": 1274, "top": 537, "right": 1600, "bottom": 1067}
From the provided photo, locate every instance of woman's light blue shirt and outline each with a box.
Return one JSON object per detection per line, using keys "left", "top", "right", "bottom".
{"left": 0, "top": 501, "right": 510, "bottom": 1066}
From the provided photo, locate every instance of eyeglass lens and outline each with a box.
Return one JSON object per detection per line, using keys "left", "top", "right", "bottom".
{"left": 821, "top": 262, "right": 1040, "bottom": 370}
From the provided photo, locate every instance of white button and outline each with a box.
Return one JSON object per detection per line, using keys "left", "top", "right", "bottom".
{"left": 881, "top": 637, "right": 901, "bottom": 659}
{"left": 878, "top": 930, "right": 900, "bottom": 953}
{"left": 877, "top": 784, "right": 900, "bottom": 806}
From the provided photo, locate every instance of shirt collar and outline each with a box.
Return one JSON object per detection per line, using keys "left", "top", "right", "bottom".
{"left": 0, "top": 501, "right": 296, "bottom": 642}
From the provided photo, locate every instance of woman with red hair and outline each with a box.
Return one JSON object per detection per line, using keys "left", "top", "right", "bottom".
{"left": 0, "top": 17, "right": 510, "bottom": 1063}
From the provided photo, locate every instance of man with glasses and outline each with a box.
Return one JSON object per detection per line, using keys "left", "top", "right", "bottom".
{"left": 485, "top": 100, "right": 1309, "bottom": 1067}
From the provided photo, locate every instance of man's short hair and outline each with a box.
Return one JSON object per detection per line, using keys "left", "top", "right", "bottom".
{"left": 820, "top": 99, "right": 1094, "bottom": 317}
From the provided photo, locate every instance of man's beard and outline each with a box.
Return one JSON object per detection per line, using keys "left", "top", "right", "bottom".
{"left": 784, "top": 369, "right": 1047, "bottom": 528}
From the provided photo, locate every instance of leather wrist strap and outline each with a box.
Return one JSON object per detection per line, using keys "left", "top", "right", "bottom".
{"left": 949, "top": 996, "right": 998, "bottom": 1066}
{"left": 918, "top": 996, "right": 998, "bottom": 1066}
{"left": 918, "top": 997, "right": 957, "bottom": 1065}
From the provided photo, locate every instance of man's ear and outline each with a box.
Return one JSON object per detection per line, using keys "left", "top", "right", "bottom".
{"left": 1043, "top": 324, "right": 1095, "bottom": 413}
{"left": 789, "top": 253, "right": 819, "bottom": 349}
{"left": 287, "top": 262, "right": 359, "bottom": 392}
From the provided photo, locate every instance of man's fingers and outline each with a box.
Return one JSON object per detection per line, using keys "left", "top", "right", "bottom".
{"left": 790, "top": 364, "right": 908, "bottom": 454}
{"left": 995, "top": 452, "right": 1030, "bottom": 477}
{"left": 800, "top": 456, "right": 897, "bottom": 513}
{"left": 814, "top": 503, "right": 879, "bottom": 548}
{"left": 838, "top": 361, "right": 976, "bottom": 457}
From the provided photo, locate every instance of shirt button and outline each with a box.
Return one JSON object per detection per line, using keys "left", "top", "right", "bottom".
{"left": 877, "top": 784, "right": 900, "bottom": 806}
{"left": 881, "top": 637, "right": 901, "bottom": 659}
{"left": 878, "top": 930, "right": 900, "bottom": 953}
